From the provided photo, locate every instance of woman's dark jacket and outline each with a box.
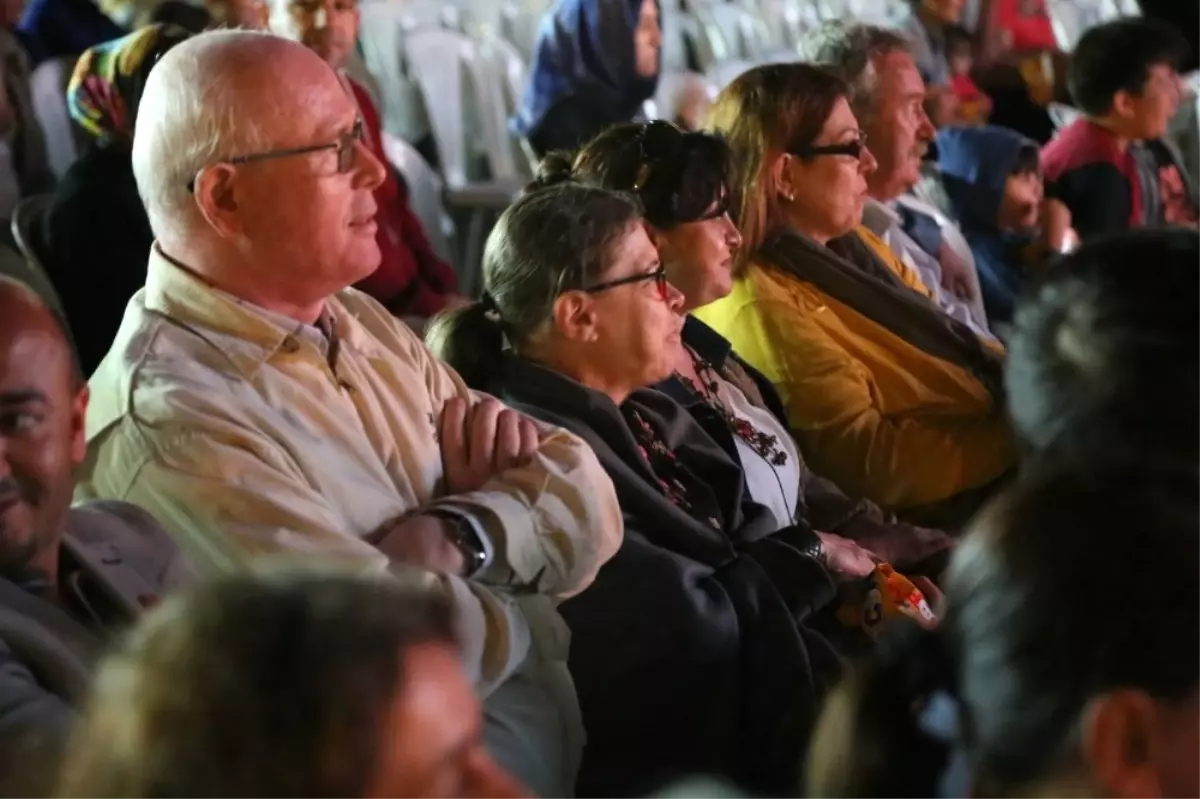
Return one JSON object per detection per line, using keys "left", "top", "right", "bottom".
{"left": 493, "top": 355, "right": 842, "bottom": 798}
{"left": 40, "top": 142, "right": 152, "bottom": 377}
{"left": 656, "top": 317, "right": 955, "bottom": 571}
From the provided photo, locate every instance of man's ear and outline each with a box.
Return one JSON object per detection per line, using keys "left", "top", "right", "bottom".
{"left": 192, "top": 162, "right": 245, "bottom": 239}
{"left": 1082, "top": 690, "right": 1164, "bottom": 799}
{"left": 550, "top": 292, "right": 600, "bottom": 344}
{"left": 1111, "top": 89, "right": 1138, "bottom": 122}
{"left": 69, "top": 384, "right": 89, "bottom": 466}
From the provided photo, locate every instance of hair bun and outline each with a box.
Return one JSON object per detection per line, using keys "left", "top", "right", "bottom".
{"left": 524, "top": 151, "right": 577, "bottom": 194}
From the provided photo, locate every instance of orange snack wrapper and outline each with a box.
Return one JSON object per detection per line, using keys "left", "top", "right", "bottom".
{"left": 836, "top": 563, "right": 937, "bottom": 639}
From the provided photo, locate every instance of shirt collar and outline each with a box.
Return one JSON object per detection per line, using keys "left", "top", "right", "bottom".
{"left": 143, "top": 244, "right": 351, "bottom": 378}
{"left": 860, "top": 196, "right": 902, "bottom": 237}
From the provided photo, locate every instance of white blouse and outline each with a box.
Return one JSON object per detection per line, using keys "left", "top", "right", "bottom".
{"left": 711, "top": 375, "right": 801, "bottom": 530}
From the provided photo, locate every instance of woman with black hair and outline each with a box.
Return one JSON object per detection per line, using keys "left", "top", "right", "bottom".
{"left": 552, "top": 120, "right": 954, "bottom": 571}
{"left": 426, "top": 182, "right": 847, "bottom": 797}
{"left": 806, "top": 460, "right": 1199, "bottom": 798}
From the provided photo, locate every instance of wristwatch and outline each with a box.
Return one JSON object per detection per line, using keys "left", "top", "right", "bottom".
{"left": 428, "top": 510, "right": 488, "bottom": 577}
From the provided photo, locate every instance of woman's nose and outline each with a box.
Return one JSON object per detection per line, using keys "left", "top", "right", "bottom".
{"left": 860, "top": 145, "right": 879, "bottom": 176}
{"left": 723, "top": 214, "right": 742, "bottom": 249}
{"left": 665, "top": 280, "right": 685, "bottom": 311}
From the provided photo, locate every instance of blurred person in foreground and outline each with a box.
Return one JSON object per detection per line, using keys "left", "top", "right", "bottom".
{"left": 57, "top": 569, "right": 529, "bottom": 798}
{"left": 1006, "top": 227, "right": 1199, "bottom": 467}
{"left": 807, "top": 461, "right": 1198, "bottom": 798}
{"left": 76, "top": 30, "right": 622, "bottom": 796}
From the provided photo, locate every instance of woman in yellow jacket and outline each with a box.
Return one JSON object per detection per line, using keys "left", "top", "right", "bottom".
{"left": 697, "top": 62, "right": 1014, "bottom": 526}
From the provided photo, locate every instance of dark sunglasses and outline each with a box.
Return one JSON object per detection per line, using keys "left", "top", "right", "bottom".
{"left": 789, "top": 131, "right": 869, "bottom": 160}
{"left": 581, "top": 266, "right": 670, "bottom": 301}
{"left": 186, "top": 117, "right": 365, "bottom": 192}
{"left": 631, "top": 120, "right": 684, "bottom": 192}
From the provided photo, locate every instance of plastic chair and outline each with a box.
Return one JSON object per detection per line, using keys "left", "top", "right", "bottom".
{"left": 356, "top": 2, "right": 432, "bottom": 144}
{"left": 498, "top": 0, "right": 545, "bottom": 61}
{"left": 659, "top": 0, "right": 690, "bottom": 73}
{"left": 380, "top": 131, "right": 456, "bottom": 267}
{"left": 29, "top": 56, "right": 85, "bottom": 181}
{"left": 1047, "top": 102, "right": 1081, "bottom": 131}
{"left": 404, "top": 28, "right": 524, "bottom": 292}
{"left": 691, "top": 1, "right": 772, "bottom": 63}
{"left": 705, "top": 58, "right": 756, "bottom": 91}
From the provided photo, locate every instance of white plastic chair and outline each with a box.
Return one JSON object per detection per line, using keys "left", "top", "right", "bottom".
{"left": 659, "top": 0, "right": 689, "bottom": 73}
{"left": 705, "top": 58, "right": 756, "bottom": 91}
{"left": 380, "top": 131, "right": 456, "bottom": 266}
{"left": 404, "top": 28, "right": 525, "bottom": 292}
{"left": 1048, "top": 102, "right": 1081, "bottom": 131}
{"left": 357, "top": 2, "right": 433, "bottom": 144}
{"left": 751, "top": 0, "right": 820, "bottom": 54}
{"left": 498, "top": 0, "right": 545, "bottom": 61}
{"left": 692, "top": 1, "right": 772, "bottom": 63}
{"left": 29, "top": 56, "right": 83, "bottom": 181}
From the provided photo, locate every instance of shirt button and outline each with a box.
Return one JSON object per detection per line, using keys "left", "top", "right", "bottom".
{"left": 281, "top": 336, "right": 300, "bottom": 354}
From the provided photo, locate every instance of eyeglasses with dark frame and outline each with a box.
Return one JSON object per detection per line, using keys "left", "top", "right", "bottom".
{"left": 580, "top": 266, "right": 671, "bottom": 301}
{"left": 186, "top": 117, "right": 366, "bottom": 193}
{"left": 789, "top": 130, "right": 869, "bottom": 160}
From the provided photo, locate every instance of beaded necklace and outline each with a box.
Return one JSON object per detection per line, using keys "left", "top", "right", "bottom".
{"left": 675, "top": 349, "right": 789, "bottom": 467}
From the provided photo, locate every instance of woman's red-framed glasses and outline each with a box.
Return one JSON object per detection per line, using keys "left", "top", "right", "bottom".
{"left": 581, "top": 267, "right": 670, "bottom": 301}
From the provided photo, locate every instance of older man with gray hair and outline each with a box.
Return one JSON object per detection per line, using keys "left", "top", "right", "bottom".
{"left": 804, "top": 21, "right": 995, "bottom": 340}
{"left": 76, "top": 29, "right": 623, "bottom": 796}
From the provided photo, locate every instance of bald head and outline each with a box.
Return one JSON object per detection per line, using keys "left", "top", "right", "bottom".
{"left": 0, "top": 277, "right": 88, "bottom": 579}
{"left": 132, "top": 30, "right": 339, "bottom": 245}
{"left": 0, "top": 278, "right": 76, "bottom": 385}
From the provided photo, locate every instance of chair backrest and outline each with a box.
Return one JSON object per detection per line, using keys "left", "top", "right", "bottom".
{"left": 705, "top": 58, "right": 756, "bottom": 91}
{"left": 403, "top": 28, "right": 474, "bottom": 188}
{"left": 379, "top": 131, "right": 456, "bottom": 266}
{"left": 406, "top": 28, "right": 526, "bottom": 186}
{"left": 745, "top": 0, "right": 817, "bottom": 53}
{"left": 468, "top": 34, "right": 529, "bottom": 180}
{"left": 1048, "top": 101, "right": 1081, "bottom": 130}
{"left": 659, "top": 0, "right": 689, "bottom": 73}
{"left": 498, "top": 0, "right": 545, "bottom": 61}
{"left": 692, "top": 1, "right": 771, "bottom": 62}
{"left": 29, "top": 56, "right": 84, "bottom": 181}
{"left": 356, "top": 2, "right": 433, "bottom": 143}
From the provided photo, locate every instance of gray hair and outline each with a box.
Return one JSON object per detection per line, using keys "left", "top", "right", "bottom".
{"left": 132, "top": 29, "right": 282, "bottom": 240}
{"left": 800, "top": 21, "right": 911, "bottom": 119}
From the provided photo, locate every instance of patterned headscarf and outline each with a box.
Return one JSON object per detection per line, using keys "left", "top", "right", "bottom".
{"left": 67, "top": 23, "right": 193, "bottom": 142}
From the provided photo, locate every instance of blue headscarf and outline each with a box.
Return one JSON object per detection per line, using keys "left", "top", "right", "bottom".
{"left": 513, "top": 0, "right": 659, "bottom": 140}
{"left": 936, "top": 124, "right": 1040, "bottom": 325}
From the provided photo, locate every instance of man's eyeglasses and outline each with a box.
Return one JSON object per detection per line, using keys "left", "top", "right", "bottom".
{"left": 581, "top": 267, "right": 671, "bottom": 301}
{"left": 790, "top": 131, "right": 869, "bottom": 160}
{"left": 186, "top": 117, "right": 365, "bottom": 192}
